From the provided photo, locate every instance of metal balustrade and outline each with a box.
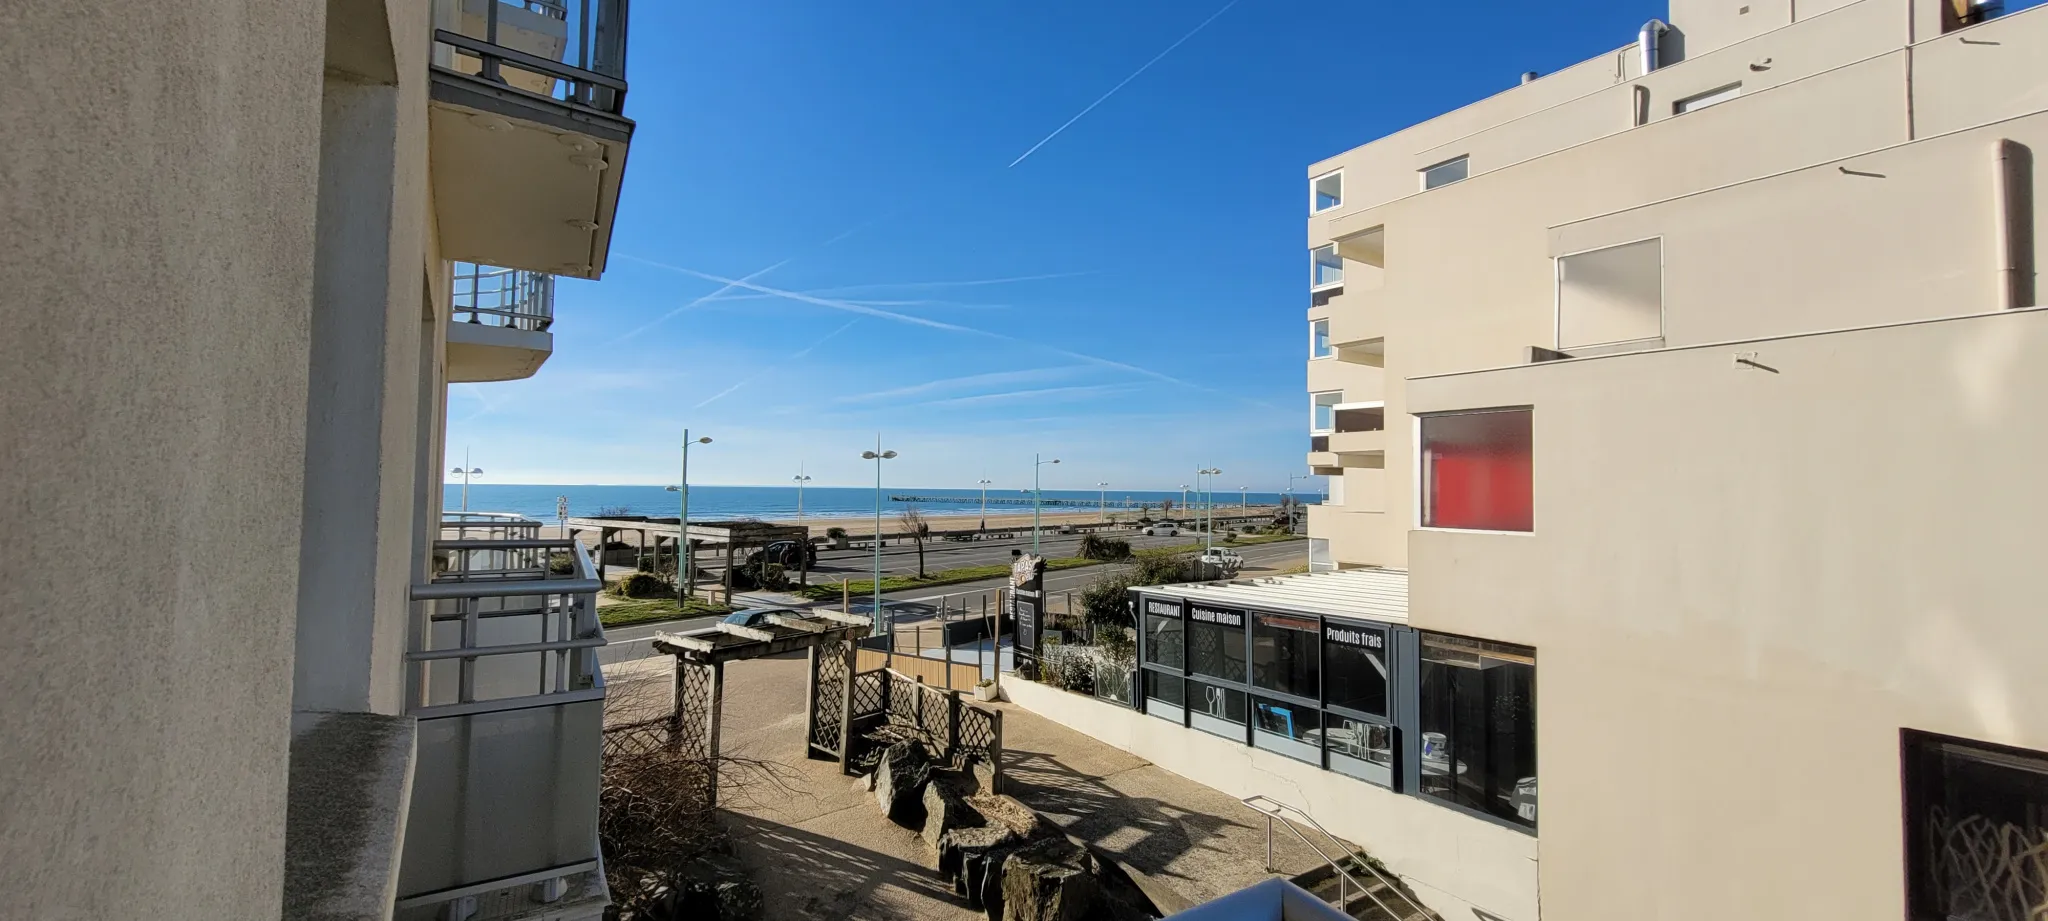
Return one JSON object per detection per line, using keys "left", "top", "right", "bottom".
{"left": 453, "top": 265, "right": 555, "bottom": 332}
{"left": 431, "top": 0, "right": 630, "bottom": 115}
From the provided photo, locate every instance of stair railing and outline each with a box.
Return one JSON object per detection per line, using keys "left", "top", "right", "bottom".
{"left": 1242, "top": 794, "right": 1433, "bottom": 921}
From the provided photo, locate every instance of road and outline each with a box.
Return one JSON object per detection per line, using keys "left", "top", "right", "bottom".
{"left": 596, "top": 537, "right": 1307, "bottom": 667}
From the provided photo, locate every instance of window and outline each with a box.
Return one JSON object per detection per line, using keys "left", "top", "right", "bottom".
{"left": 1420, "top": 156, "right": 1469, "bottom": 190}
{"left": 1310, "top": 245, "right": 1344, "bottom": 289}
{"left": 1673, "top": 83, "right": 1740, "bottom": 114}
{"left": 1142, "top": 598, "right": 1184, "bottom": 669}
{"left": 1418, "top": 633, "right": 1536, "bottom": 830}
{"left": 1323, "top": 620, "right": 1389, "bottom": 718}
{"left": 1310, "top": 319, "right": 1332, "bottom": 359}
{"left": 1326, "top": 715, "right": 1394, "bottom": 787}
{"left": 1187, "top": 604, "right": 1247, "bottom": 682}
{"left": 1251, "top": 611, "right": 1320, "bottom": 699}
{"left": 1254, "top": 697, "right": 1321, "bottom": 763}
{"left": 1904, "top": 730, "right": 2048, "bottom": 920}
{"left": 1557, "top": 239, "right": 1662, "bottom": 350}
{"left": 1312, "top": 171, "right": 1343, "bottom": 213}
{"left": 1142, "top": 669, "right": 1185, "bottom": 722}
{"left": 1421, "top": 409, "right": 1533, "bottom": 532}
{"left": 1188, "top": 680, "right": 1247, "bottom": 739}
{"left": 1310, "top": 392, "right": 1342, "bottom": 433}
{"left": 1308, "top": 538, "right": 1333, "bottom": 572}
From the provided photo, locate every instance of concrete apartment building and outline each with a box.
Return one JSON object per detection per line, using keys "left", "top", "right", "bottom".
{"left": 2, "top": 1, "right": 631, "bottom": 919}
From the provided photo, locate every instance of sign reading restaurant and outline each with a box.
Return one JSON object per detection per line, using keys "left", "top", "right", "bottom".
{"left": 1144, "top": 598, "right": 1181, "bottom": 618}
{"left": 1188, "top": 604, "right": 1244, "bottom": 628}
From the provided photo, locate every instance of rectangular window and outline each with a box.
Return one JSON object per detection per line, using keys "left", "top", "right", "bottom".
{"left": 1250, "top": 611, "right": 1320, "bottom": 699}
{"left": 1310, "top": 392, "right": 1341, "bottom": 433}
{"left": 1420, "top": 155, "right": 1468, "bottom": 190}
{"left": 1186, "top": 604, "right": 1248, "bottom": 682}
{"left": 1323, "top": 620, "right": 1389, "bottom": 718}
{"left": 1310, "top": 318, "right": 1332, "bottom": 359}
{"left": 1310, "top": 244, "right": 1344, "bottom": 289}
{"left": 1421, "top": 409, "right": 1533, "bottom": 532}
{"left": 1673, "top": 83, "right": 1741, "bottom": 114}
{"left": 1557, "top": 239, "right": 1662, "bottom": 350}
{"left": 1418, "top": 633, "right": 1537, "bottom": 830}
{"left": 1142, "top": 669, "right": 1185, "bottom": 723}
{"left": 1325, "top": 715, "right": 1394, "bottom": 787}
{"left": 1254, "top": 697, "right": 1322, "bottom": 763}
{"left": 1903, "top": 730, "right": 2048, "bottom": 920}
{"left": 1308, "top": 537, "right": 1333, "bottom": 572}
{"left": 1312, "top": 171, "right": 1343, "bottom": 213}
{"left": 1141, "top": 598, "right": 1184, "bottom": 669}
{"left": 1188, "top": 680, "right": 1247, "bottom": 739}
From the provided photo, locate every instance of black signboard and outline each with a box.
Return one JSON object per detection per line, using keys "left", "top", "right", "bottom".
{"left": 1144, "top": 598, "right": 1183, "bottom": 620}
{"left": 1188, "top": 603, "right": 1245, "bottom": 629}
{"left": 1012, "top": 590, "right": 1041, "bottom": 655}
{"left": 1323, "top": 621, "right": 1387, "bottom": 651}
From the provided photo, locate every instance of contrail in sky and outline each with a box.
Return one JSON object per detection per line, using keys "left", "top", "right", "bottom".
{"left": 1006, "top": 0, "right": 1241, "bottom": 168}
{"left": 693, "top": 318, "right": 861, "bottom": 409}
{"left": 609, "top": 258, "right": 791, "bottom": 344}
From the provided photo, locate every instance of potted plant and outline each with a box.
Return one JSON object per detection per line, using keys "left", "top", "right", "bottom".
{"left": 825, "top": 526, "right": 849, "bottom": 550}
{"left": 974, "top": 678, "right": 998, "bottom": 702}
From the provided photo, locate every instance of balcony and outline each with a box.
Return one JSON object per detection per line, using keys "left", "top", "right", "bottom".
{"left": 1324, "top": 286, "right": 1384, "bottom": 356}
{"left": 447, "top": 265, "right": 556, "bottom": 382}
{"left": 396, "top": 536, "right": 610, "bottom": 921}
{"left": 428, "top": 0, "right": 634, "bottom": 280}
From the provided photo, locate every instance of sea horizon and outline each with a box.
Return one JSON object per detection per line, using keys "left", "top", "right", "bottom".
{"left": 443, "top": 483, "right": 1305, "bottom": 524}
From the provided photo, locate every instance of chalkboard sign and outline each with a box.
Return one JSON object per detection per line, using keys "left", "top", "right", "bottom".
{"left": 1012, "top": 590, "right": 1041, "bottom": 655}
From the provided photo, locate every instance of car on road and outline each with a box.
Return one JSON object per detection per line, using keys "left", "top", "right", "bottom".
{"left": 721, "top": 607, "right": 803, "bottom": 629}
{"left": 746, "top": 539, "right": 817, "bottom": 569}
{"left": 1140, "top": 522, "right": 1181, "bottom": 537}
{"left": 1199, "top": 547, "right": 1244, "bottom": 567}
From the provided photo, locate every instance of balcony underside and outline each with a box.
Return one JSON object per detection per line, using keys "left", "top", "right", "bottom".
{"left": 429, "top": 69, "right": 632, "bottom": 280}
{"left": 447, "top": 322, "right": 553, "bottom": 382}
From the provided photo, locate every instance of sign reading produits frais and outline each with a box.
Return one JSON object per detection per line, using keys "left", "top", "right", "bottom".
{"left": 1188, "top": 604, "right": 1244, "bottom": 628}
{"left": 1324, "top": 622, "right": 1387, "bottom": 650}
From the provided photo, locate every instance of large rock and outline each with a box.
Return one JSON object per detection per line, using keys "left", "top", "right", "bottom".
{"left": 967, "top": 793, "right": 1055, "bottom": 841}
{"left": 922, "top": 776, "right": 984, "bottom": 854}
{"left": 939, "top": 824, "right": 1019, "bottom": 885}
{"left": 1000, "top": 838, "right": 1102, "bottom": 921}
{"left": 873, "top": 741, "right": 931, "bottom": 824}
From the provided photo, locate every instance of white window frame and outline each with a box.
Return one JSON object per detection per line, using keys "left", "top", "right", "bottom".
{"left": 1310, "top": 318, "right": 1333, "bottom": 360}
{"left": 1673, "top": 83, "right": 1741, "bottom": 115}
{"left": 1553, "top": 235, "right": 1665, "bottom": 352}
{"left": 1311, "top": 169, "right": 1344, "bottom": 214}
{"left": 1419, "top": 155, "right": 1469, "bottom": 191}
{"left": 1310, "top": 245, "right": 1345, "bottom": 291}
{"left": 1310, "top": 391, "right": 1343, "bottom": 434}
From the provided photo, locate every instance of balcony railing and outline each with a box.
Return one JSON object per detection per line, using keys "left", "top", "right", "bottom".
{"left": 441, "top": 510, "right": 545, "bottom": 541}
{"left": 431, "top": 0, "right": 629, "bottom": 115}
{"left": 396, "top": 537, "right": 609, "bottom": 919}
{"left": 454, "top": 265, "right": 554, "bottom": 332}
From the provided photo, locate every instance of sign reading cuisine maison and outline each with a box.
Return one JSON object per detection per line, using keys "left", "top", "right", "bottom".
{"left": 1188, "top": 604, "right": 1244, "bottom": 628}
{"left": 1324, "top": 621, "right": 1387, "bottom": 650}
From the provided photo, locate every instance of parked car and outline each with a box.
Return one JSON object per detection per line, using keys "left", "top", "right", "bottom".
{"left": 747, "top": 539, "right": 816, "bottom": 568}
{"left": 1141, "top": 522, "right": 1181, "bottom": 537}
{"left": 721, "top": 607, "right": 802, "bottom": 629}
{"left": 1199, "top": 547, "right": 1243, "bottom": 568}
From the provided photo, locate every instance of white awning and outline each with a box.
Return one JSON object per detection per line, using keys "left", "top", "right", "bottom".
{"left": 1133, "top": 567, "right": 1408, "bottom": 624}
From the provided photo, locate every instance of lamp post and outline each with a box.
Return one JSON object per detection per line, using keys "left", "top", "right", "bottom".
{"left": 1179, "top": 484, "right": 1189, "bottom": 519}
{"left": 1198, "top": 468, "right": 1221, "bottom": 550}
{"left": 1286, "top": 473, "right": 1313, "bottom": 534}
{"left": 450, "top": 448, "right": 483, "bottom": 511}
{"left": 1033, "top": 454, "right": 1060, "bottom": 554}
{"left": 793, "top": 467, "right": 812, "bottom": 521}
{"left": 1239, "top": 486, "right": 1248, "bottom": 509}
{"left": 861, "top": 437, "right": 898, "bottom": 637}
{"left": 977, "top": 478, "right": 992, "bottom": 532}
{"left": 1096, "top": 482, "right": 1108, "bottom": 521}
{"left": 663, "top": 430, "right": 712, "bottom": 605}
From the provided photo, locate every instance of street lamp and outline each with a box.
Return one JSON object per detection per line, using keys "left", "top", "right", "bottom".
{"left": 1198, "top": 468, "right": 1221, "bottom": 549}
{"left": 1286, "top": 473, "right": 1313, "bottom": 534}
{"left": 1239, "top": 486, "right": 1248, "bottom": 509}
{"left": 861, "top": 437, "right": 899, "bottom": 637}
{"left": 793, "top": 467, "right": 812, "bottom": 521}
{"left": 663, "top": 431, "right": 712, "bottom": 605}
{"left": 1179, "top": 484, "right": 1189, "bottom": 519}
{"left": 450, "top": 448, "right": 482, "bottom": 511}
{"left": 1032, "top": 455, "right": 1061, "bottom": 553}
{"left": 977, "top": 478, "right": 993, "bottom": 532}
{"left": 1096, "top": 482, "right": 1108, "bottom": 521}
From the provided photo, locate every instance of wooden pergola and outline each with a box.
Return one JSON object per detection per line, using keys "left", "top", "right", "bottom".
{"left": 564, "top": 516, "right": 812, "bottom": 593}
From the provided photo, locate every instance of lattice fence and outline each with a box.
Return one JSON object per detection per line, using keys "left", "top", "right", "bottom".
{"left": 674, "top": 662, "right": 715, "bottom": 762}
{"left": 809, "top": 649, "right": 848, "bottom": 753}
{"left": 957, "top": 704, "right": 998, "bottom": 766}
{"left": 602, "top": 716, "right": 673, "bottom": 760}
{"left": 1927, "top": 806, "right": 2048, "bottom": 921}
{"left": 851, "top": 669, "right": 887, "bottom": 719}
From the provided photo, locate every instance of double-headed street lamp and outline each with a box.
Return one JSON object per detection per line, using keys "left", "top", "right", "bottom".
{"left": 861, "top": 438, "right": 899, "bottom": 637}
{"left": 977, "top": 477, "right": 993, "bottom": 531}
{"left": 664, "top": 431, "right": 712, "bottom": 604}
{"left": 793, "top": 467, "right": 812, "bottom": 520}
{"left": 1033, "top": 454, "right": 1060, "bottom": 554}
{"left": 1179, "top": 484, "right": 1189, "bottom": 517}
{"left": 1096, "top": 482, "right": 1109, "bottom": 520}
{"left": 1198, "top": 467, "right": 1221, "bottom": 549}
{"left": 450, "top": 448, "right": 483, "bottom": 511}
{"left": 1240, "top": 486, "right": 1248, "bottom": 509}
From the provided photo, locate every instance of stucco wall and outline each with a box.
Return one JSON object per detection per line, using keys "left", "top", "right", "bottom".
{"left": 1405, "top": 306, "right": 2048, "bottom": 921}
{"left": 0, "top": 1, "right": 327, "bottom": 917}
{"left": 1004, "top": 678, "right": 1539, "bottom": 921}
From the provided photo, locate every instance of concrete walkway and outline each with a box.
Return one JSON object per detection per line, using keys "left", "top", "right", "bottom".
{"left": 690, "top": 653, "right": 1332, "bottom": 920}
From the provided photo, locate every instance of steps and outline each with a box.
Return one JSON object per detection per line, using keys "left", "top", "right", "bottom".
{"left": 1289, "top": 860, "right": 1436, "bottom": 921}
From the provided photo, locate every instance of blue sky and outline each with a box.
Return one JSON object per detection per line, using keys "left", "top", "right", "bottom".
{"left": 449, "top": 0, "right": 1664, "bottom": 491}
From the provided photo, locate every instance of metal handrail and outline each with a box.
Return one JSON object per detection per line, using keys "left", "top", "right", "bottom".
{"left": 1243, "top": 794, "right": 1432, "bottom": 921}
{"left": 452, "top": 265, "right": 555, "bottom": 331}
{"left": 408, "top": 538, "right": 605, "bottom": 712}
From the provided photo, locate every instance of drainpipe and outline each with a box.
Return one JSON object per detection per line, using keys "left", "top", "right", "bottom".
{"left": 1993, "top": 139, "right": 2036, "bottom": 309}
{"left": 1638, "top": 19, "right": 1669, "bottom": 74}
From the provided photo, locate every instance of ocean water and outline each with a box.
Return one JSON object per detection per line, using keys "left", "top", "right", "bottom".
{"left": 443, "top": 484, "right": 1294, "bottom": 523}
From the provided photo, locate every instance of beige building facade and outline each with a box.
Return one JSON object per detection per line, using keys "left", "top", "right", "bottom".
{"left": 1287, "top": 0, "right": 2048, "bottom": 918}
{"left": 2, "top": 1, "right": 631, "bottom": 918}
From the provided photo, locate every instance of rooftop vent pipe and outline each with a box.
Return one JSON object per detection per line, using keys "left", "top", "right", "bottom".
{"left": 1639, "top": 19, "right": 1669, "bottom": 74}
{"left": 1521, "top": 71, "right": 1540, "bottom": 84}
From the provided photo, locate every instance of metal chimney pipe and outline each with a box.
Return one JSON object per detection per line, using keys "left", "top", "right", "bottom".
{"left": 1521, "top": 71, "right": 1540, "bottom": 84}
{"left": 1639, "top": 19, "right": 1669, "bottom": 74}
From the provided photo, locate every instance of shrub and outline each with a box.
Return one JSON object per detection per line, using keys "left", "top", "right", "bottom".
{"left": 610, "top": 571, "right": 674, "bottom": 599}
{"left": 548, "top": 552, "right": 575, "bottom": 575}
{"left": 825, "top": 526, "right": 848, "bottom": 539}
{"left": 731, "top": 562, "right": 788, "bottom": 592}
{"left": 1078, "top": 534, "right": 1133, "bottom": 561}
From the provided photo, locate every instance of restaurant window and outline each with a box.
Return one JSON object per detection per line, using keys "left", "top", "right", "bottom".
{"left": 1323, "top": 620, "right": 1389, "bottom": 718}
{"left": 1188, "top": 680, "right": 1247, "bottom": 740}
{"left": 1142, "top": 598, "right": 1184, "bottom": 669}
{"left": 1421, "top": 408, "right": 1533, "bottom": 532}
{"left": 1325, "top": 715, "right": 1394, "bottom": 787}
{"left": 1418, "top": 633, "right": 1537, "bottom": 830}
{"left": 1251, "top": 611, "right": 1320, "bottom": 700}
{"left": 1254, "top": 697, "right": 1321, "bottom": 764}
{"left": 1142, "top": 669, "right": 1185, "bottom": 722}
{"left": 1903, "top": 730, "right": 2048, "bottom": 921}
{"left": 1187, "top": 604, "right": 1247, "bottom": 682}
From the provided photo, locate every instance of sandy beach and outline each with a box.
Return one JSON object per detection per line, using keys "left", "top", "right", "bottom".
{"left": 536, "top": 504, "right": 1282, "bottom": 541}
